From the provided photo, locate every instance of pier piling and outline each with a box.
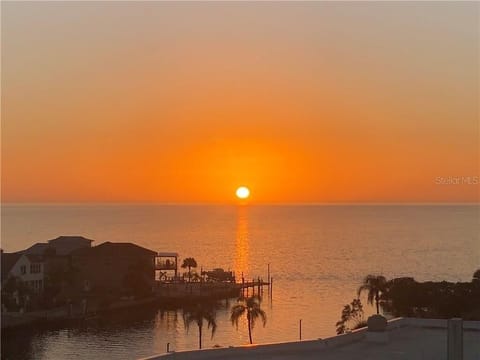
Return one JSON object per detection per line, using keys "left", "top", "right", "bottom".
{"left": 270, "top": 277, "right": 273, "bottom": 300}
{"left": 299, "top": 319, "right": 302, "bottom": 341}
{"left": 267, "top": 264, "right": 270, "bottom": 286}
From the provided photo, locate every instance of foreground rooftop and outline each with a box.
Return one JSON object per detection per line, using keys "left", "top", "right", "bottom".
{"left": 142, "top": 318, "right": 480, "bottom": 360}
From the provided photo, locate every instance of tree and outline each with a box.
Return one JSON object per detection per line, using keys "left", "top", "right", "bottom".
{"left": 357, "top": 275, "right": 387, "bottom": 314}
{"left": 230, "top": 295, "right": 267, "bottom": 344}
{"left": 2, "top": 276, "right": 34, "bottom": 311}
{"left": 383, "top": 276, "right": 480, "bottom": 320}
{"left": 336, "top": 298, "right": 366, "bottom": 334}
{"left": 182, "top": 302, "right": 217, "bottom": 349}
{"left": 473, "top": 269, "right": 480, "bottom": 283}
{"left": 181, "top": 257, "right": 198, "bottom": 282}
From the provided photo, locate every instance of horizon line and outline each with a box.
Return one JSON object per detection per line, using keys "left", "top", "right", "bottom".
{"left": 2, "top": 201, "right": 479, "bottom": 207}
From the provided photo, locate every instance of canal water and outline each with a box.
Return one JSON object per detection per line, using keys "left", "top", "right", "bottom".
{"left": 2, "top": 204, "right": 479, "bottom": 359}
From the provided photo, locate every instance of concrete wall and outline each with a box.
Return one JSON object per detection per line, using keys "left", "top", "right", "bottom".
{"left": 405, "top": 317, "right": 480, "bottom": 330}
{"left": 140, "top": 324, "right": 370, "bottom": 360}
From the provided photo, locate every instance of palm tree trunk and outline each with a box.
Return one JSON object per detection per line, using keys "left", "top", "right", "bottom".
{"left": 375, "top": 292, "right": 380, "bottom": 314}
{"left": 199, "top": 324, "right": 202, "bottom": 349}
{"left": 247, "top": 312, "right": 253, "bottom": 344}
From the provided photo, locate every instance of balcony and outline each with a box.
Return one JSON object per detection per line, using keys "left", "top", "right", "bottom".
{"left": 155, "top": 262, "right": 177, "bottom": 270}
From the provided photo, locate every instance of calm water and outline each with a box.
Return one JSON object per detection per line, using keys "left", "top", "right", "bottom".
{"left": 1, "top": 204, "right": 479, "bottom": 359}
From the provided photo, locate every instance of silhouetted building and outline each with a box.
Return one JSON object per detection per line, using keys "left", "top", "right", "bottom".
{"left": 1, "top": 236, "right": 94, "bottom": 293}
{"left": 22, "top": 236, "right": 93, "bottom": 256}
{"left": 22, "top": 243, "right": 50, "bottom": 256}
{"left": 70, "top": 242, "right": 156, "bottom": 297}
{"left": 47, "top": 236, "right": 93, "bottom": 256}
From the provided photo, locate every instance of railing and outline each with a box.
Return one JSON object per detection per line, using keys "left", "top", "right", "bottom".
{"left": 155, "top": 263, "right": 176, "bottom": 270}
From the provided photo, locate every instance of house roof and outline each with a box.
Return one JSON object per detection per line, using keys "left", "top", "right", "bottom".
{"left": 1, "top": 252, "right": 22, "bottom": 282}
{"left": 48, "top": 236, "right": 94, "bottom": 244}
{"left": 157, "top": 252, "right": 179, "bottom": 257}
{"left": 23, "top": 243, "right": 50, "bottom": 255}
{"left": 71, "top": 241, "right": 157, "bottom": 257}
{"left": 20, "top": 236, "right": 94, "bottom": 256}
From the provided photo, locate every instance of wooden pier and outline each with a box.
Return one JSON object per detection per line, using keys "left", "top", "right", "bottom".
{"left": 154, "top": 252, "right": 273, "bottom": 304}
{"left": 154, "top": 278, "right": 270, "bottom": 305}
{"left": 237, "top": 279, "right": 270, "bottom": 297}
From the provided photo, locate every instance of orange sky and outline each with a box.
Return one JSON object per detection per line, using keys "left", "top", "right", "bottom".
{"left": 2, "top": 2, "right": 479, "bottom": 204}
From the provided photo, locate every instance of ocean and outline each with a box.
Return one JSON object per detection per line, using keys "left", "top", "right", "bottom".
{"left": 1, "top": 204, "right": 479, "bottom": 359}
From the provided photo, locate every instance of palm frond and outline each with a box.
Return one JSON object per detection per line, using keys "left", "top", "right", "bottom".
{"left": 358, "top": 275, "right": 387, "bottom": 305}
{"left": 182, "top": 302, "right": 217, "bottom": 337}
{"left": 248, "top": 307, "right": 267, "bottom": 328}
{"left": 230, "top": 295, "right": 267, "bottom": 342}
{"left": 182, "top": 312, "right": 195, "bottom": 332}
{"left": 357, "top": 284, "right": 370, "bottom": 297}
{"left": 258, "top": 309, "right": 267, "bottom": 327}
{"left": 230, "top": 304, "right": 246, "bottom": 329}
{"left": 204, "top": 313, "right": 217, "bottom": 338}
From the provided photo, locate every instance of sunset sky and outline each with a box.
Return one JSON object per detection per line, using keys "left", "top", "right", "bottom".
{"left": 2, "top": 2, "right": 479, "bottom": 204}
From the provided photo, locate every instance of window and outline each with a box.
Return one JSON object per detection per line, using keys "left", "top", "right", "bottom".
{"left": 30, "top": 263, "right": 41, "bottom": 274}
{"left": 83, "top": 280, "right": 91, "bottom": 292}
{"left": 20, "top": 265, "right": 26, "bottom": 275}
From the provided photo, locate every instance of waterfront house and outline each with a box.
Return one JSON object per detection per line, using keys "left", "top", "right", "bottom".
{"left": 156, "top": 252, "right": 179, "bottom": 281}
{"left": 1, "top": 236, "right": 94, "bottom": 294}
{"left": 6, "top": 254, "right": 45, "bottom": 293}
{"left": 70, "top": 242, "right": 157, "bottom": 297}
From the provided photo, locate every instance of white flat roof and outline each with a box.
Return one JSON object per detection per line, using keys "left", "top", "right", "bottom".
{"left": 141, "top": 318, "right": 480, "bottom": 360}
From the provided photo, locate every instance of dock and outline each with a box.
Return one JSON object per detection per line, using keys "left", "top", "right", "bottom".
{"left": 154, "top": 278, "right": 270, "bottom": 305}
{"left": 237, "top": 279, "right": 270, "bottom": 297}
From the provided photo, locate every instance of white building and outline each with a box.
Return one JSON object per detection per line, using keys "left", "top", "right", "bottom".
{"left": 141, "top": 318, "right": 480, "bottom": 360}
{"left": 8, "top": 254, "right": 45, "bottom": 293}
{"left": 2, "top": 235, "right": 94, "bottom": 294}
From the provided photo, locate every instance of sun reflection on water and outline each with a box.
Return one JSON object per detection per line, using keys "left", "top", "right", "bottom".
{"left": 234, "top": 206, "right": 250, "bottom": 281}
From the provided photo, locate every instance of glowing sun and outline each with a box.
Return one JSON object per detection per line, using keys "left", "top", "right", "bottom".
{"left": 236, "top": 186, "right": 250, "bottom": 199}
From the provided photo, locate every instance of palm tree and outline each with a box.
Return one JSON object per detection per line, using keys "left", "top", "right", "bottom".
{"left": 357, "top": 275, "right": 387, "bottom": 314}
{"left": 230, "top": 295, "right": 267, "bottom": 344}
{"left": 182, "top": 302, "right": 217, "bottom": 349}
{"left": 181, "top": 257, "right": 198, "bottom": 282}
{"left": 335, "top": 298, "right": 365, "bottom": 334}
